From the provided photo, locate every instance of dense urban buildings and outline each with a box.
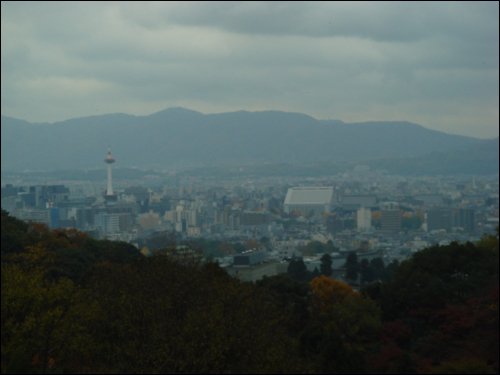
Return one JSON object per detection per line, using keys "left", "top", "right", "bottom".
{"left": 2, "top": 167, "right": 498, "bottom": 277}
{"left": 1, "top": 162, "right": 498, "bottom": 283}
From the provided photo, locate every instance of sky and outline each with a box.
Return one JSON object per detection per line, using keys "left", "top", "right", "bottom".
{"left": 1, "top": 1, "right": 499, "bottom": 138}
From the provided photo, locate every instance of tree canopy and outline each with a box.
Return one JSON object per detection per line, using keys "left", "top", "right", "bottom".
{"left": 1, "top": 210, "right": 498, "bottom": 374}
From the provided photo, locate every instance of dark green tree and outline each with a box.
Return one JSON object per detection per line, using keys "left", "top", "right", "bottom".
{"left": 320, "top": 253, "right": 333, "bottom": 277}
{"left": 83, "top": 253, "right": 302, "bottom": 373}
{"left": 256, "top": 273, "right": 312, "bottom": 333}
{"left": 381, "top": 259, "right": 399, "bottom": 281}
{"left": 312, "top": 267, "right": 321, "bottom": 279}
{"left": 345, "top": 251, "right": 359, "bottom": 283}
{"left": 370, "top": 257, "right": 385, "bottom": 279}
{"left": 1, "top": 209, "right": 30, "bottom": 255}
{"left": 380, "top": 241, "right": 498, "bottom": 321}
{"left": 288, "top": 258, "right": 312, "bottom": 282}
{"left": 360, "top": 258, "right": 376, "bottom": 284}
{"left": 325, "top": 239, "right": 337, "bottom": 253}
{"left": 233, "top": 242, "right": 246, "bottom": 254}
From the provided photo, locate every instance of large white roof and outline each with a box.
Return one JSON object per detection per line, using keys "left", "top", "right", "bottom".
{"left": 284, "top": 187, "right": 334, "bottom": 205}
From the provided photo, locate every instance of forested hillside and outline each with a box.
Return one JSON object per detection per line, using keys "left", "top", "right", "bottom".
{"left": 1, "top": 209, "right": 498, "bottom": 374}
{"left": 1, "top": 108, "right": 481, "bottom": 171}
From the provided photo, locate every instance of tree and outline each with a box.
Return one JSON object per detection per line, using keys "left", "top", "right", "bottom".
{"left": 256, "top": 274, "right": 312, "bottom": 334}
{"left": 325, "top": 239, "right": 337, "bottom": 253}
{"left": 381, "top": 259, "right": 399, "bottom": 281}
{"left": 305, "top": 276, "right": 382, "bottom": 373}
{"left": 345, "top": 251, "right": 359, "bottom": 283}
{"left": 245, "top": 239, "right": 260, "bottom": 250}
{"left": 380, "top": 241, "right": 498, "bottom": 321}
{"left": 288, "top": 258, "right": 312, "bottom": 282}
{"left": 477, "top": 226, "right": 499, "bottom": 252}
{"left": 370, "top": 257, "right": 385, "bottom": 279}
{"left": 320, "top": 253, "right": 333, "bottom": 277}
{"left": 233, "top": 242, "right": 246, "bottom": 254}
{"left": 300, "top": 240, "right": 325, "bottom": 256}
{"left": 1, "top": 209, "right": 29, "bottom": 255}
{"left": 310, "top": 276, "right": 358, "bottom": 314}
{"left": 428, "top": 359, "right": 495, "bottom": 374}
{"left": 1, "top": 262, "right": 85, "bottom": 373}
{"left": 360, "top": 258, "right": 376, "bottom": 284}
{"left": 402, "top": 215, "right": 423, "bottom": 230}
{"left": 217, "top": 242, "right": 236, "bottom": 256}
{"left": 145, "top": 230, "right": 179, "bottom": 251}
{"left": 83, "top": 254, "right": 302, "bottom": 373}
{"left": 312, "top": 267, "right": 321, "bottom": 279}
{"left": 300, "top": 245, "right": 316, "bottom": 257}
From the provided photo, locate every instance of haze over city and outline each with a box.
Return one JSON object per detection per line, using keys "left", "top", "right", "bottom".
{"left": 1, "top": 1, "right": 499, "bottom": 138}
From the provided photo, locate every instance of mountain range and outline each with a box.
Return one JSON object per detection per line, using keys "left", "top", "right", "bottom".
{"left": 1, "top": 107, "right": 495, "bottom": 173}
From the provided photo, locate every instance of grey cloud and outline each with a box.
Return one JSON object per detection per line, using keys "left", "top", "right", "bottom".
{"left": 1, "top": 2, "right": 498, "bottom": 138}
{"left": 120, "top": 2, "right": 498, "bottom": 42}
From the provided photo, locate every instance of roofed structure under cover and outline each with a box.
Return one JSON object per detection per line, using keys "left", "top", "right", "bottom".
{"left": 284, "top": 187, "right": 335, "bottom": 215}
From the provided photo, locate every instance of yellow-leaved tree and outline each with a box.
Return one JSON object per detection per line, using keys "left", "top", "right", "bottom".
{"left": 302, "top": 275, "right": 382, "bottom": 373}
{"left": 1, "top": 260, "right": 83, "bottom": 373}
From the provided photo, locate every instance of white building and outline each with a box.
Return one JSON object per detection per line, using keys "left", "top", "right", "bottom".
{"left": 164, "top": 205, "right": 197, "bottom": 227}
{"left": 357, "top": 207, "right": 372, "bottom": 231}
{"left": 284, "top": 187, "right": 335, "bottom": 215}
{"left": 187, "top": 227, "right": 201, "bottom": 236}
{"left": 15, "top": 209, "right": 50, "bottom": 226}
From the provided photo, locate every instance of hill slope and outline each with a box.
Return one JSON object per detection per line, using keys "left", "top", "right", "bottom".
{"left": 365, "top": 137, "right": 499, "bottom": 175}
{"left": 1, "top": 108, "right": 482, "bottom": 171}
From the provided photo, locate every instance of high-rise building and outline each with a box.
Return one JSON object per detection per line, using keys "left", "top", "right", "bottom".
{"left": 94, "top": 212, "right": 132, "bottom": 234}
{"left": 164, "top": 205, "right": 197, "bottom": 227}
{"left": 381, "top": 203, "right": 401, "bottom": 233}
{"left": 326, "top": 216, "right": 345, "bottom": 234}
{"left": 357, "top": 207, "right": 371, "bottom": 231}
{"left": 427, "top": 209, "right": 453, "bottom": 231}
{"left": 456, "top": 208, "right": 475, "bottom": 232}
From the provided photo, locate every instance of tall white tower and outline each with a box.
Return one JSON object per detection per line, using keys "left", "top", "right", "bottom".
{"left": 104, "top": 146, "right": 116, "bottom": 198}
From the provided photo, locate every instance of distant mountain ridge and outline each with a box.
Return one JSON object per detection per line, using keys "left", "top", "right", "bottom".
{"left": 1, "top": 107, "right": 485, "bottom": 171}
{"left": 364, "top": 137, "right": 499, "bottom": 175}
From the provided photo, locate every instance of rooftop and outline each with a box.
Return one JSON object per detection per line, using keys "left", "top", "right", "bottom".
{"left": 284, "top": 187, "right": 334, "bottom": 205}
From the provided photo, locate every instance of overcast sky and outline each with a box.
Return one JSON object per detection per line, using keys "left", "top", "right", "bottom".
{"left": 1, "top": 1, "right": 498, "bottom": 138}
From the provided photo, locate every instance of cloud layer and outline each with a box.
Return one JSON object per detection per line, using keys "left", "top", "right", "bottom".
{"left": 1, "top": 2, "right": 498, "bottom": 138}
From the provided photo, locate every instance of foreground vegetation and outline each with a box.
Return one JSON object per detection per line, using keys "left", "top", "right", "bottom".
{"left": 1, "top": 209, "right": 498, "bottom": 374}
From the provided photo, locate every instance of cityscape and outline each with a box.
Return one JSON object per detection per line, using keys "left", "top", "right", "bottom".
{"left": 1, "top": 2, "right": 498, "bottom": 374}
{"left": 2, "top": 145, "right": 498, "bottom": 283}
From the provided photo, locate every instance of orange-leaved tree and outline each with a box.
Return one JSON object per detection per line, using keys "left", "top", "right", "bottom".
{"left": 311, "top": 275, "right": 358, "bottom": 316}
{"left": 305, "top": 275, "right": 382, "bottom": 373}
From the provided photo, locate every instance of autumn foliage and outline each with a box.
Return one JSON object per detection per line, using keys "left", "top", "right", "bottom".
{"left": 1, "top": 209, "right": 498, "bottom": 374}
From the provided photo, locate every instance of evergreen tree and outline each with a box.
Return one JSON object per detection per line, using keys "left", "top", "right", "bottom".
{"left": 288, "top": 258, "right": 310, "bottom": 282}
{"left": 370, "top": 257, "right": 385, "bottom": 280}
{"left": 320, "top": 253, "right": 333, "bottom": 277}
{"left": 360, "top": 258, "right": 376, "bottom": 284}
{"left": 312, "top": 267, "right": 321, "bottom": 279}
{"left": 345, "top": 252, "right": 359, "bottom": 283}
